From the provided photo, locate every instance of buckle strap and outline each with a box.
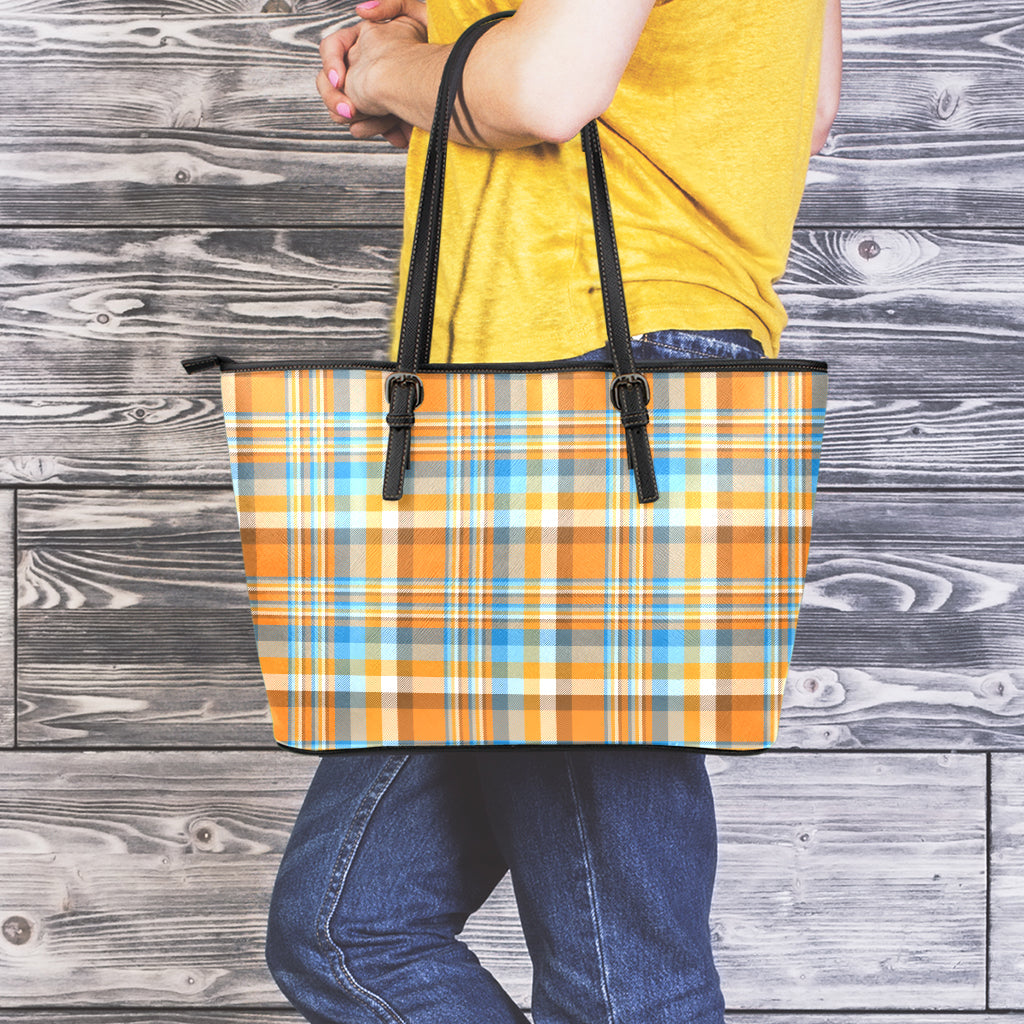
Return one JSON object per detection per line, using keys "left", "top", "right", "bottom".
{"left": 382, "top": 375, "right": 423, "bottom": 500}
{"left": 612, "top": 375, "right": 658, "bottom": 503}
{"left": 610, "top": 372, "right": 650, "bottom": 410}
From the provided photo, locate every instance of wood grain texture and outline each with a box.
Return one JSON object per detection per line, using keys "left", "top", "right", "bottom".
{"left": 0, "top": 135, "right": 407, "bottom": 228}
{"left": 0, "top": 1017, "right": 310, "bottom": 1024}
{"left": 0, "top": 751, "right": 317, "bottom": 1005}
{"left": 0, "top": 751, "right": 986, "bottom": 1009}
{"left": 0, "top": 125, "right": 1021, "bottom": 229}
{"left": 0, "top": 490, "right": 13, "bottom": 748}
{"left": 15, "top": 488, "right": 1024, "bottom": 749}
{"left": 782, "top": 492, "right": 1024, "bottom": 750}
{"left": 990, "top": 753, "right": 1024, "bottom": 1008}
{"left": 2, "top": 0, "right": 1011, "bottom": 24}
{"left": 16, "top": 490, "right": 271, "bottom": 746}
{"left": 707, "top": 752, "right": 985, "bottom": 1009}
{"left": 0, "top": 1018, "right": 306, "bottom": 1024}
{"left": 0, "top": 4, "right": 1022, "bottom": 226}
{"left": 1, "top": 227, "right": 1022, "bottom": 488}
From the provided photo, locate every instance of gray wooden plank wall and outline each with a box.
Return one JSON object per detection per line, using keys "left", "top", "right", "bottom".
{"left": 1, "top": 0, "right": 1022, "bottom": 1020}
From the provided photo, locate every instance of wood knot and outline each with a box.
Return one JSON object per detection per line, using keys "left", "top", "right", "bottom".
{"left": 2, "top": 915, "right": 33, "bottom": 946}
{"left": 189, "top": 818, "right": 222, "bottom": 851}
{"left": 980, "top": 673, "right": 1018, "bottom": 702}
{"left": 788, "top": 668, "right": 844, "bottom": 708}
{"left": 858, "top": 239, "right": 881, "bottom": 260}
{"left": 936, "top": 88, "right": 960, "bottom": 121}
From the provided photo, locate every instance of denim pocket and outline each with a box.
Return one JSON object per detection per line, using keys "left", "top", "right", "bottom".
{"left": 571, "top": 329, "right": 764, "bottom": 363}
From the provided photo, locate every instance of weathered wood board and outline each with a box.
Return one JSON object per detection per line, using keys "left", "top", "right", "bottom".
{"left": 990, "top": 754, "right": 1024, "bottom": 1009}
{"left": 0, "top": 4, "right": 1022, "bottom": 226}
{"left": 0, "top": 751, "right": 986, "bottom": 1010}
{"left": 781, "top": 492, "right": 1024, "bottom": 750}
{"left": 14, "top": 488, "right": 1024, "bottom": 750}
{"left": 705, "top": 753, "right": 986, "bottom": 1009}
{"left": 1, "top": 228, "right": 1022, "bottom": 489}
{"left": 16, "top": 490, "right": 271, "bottom": 747}
{"left": 0, "top": 490, "right": 13, "bottom": 749}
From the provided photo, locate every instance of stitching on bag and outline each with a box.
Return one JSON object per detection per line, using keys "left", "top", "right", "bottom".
{"left": 400, "top": 425, "right": 412, "bottom": 480}
{"left": 586, "top": 125, "right": 631, "bottom": 370}
{"left": 583, "top": 123, "right": 656, "bottom": 499}
{"left": 629, "top": 386, "right": 657, "bottom": 498}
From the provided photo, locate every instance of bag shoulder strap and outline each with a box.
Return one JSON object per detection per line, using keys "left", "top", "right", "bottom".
{"left": 384, "top": 10, "right": 658, "bottom": 503}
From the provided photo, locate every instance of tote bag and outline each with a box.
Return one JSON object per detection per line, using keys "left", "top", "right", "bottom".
{"left": 183, "top": 11, "right": 828, "bottom": 752}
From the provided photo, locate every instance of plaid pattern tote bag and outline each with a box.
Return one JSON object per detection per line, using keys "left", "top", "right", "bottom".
{"left": 182, "top": 11, "right": 828, "bottom": 752}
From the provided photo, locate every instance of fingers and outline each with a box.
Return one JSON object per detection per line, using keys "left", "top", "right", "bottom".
{"left": 315, "top": 66, "right": 357, "bottom": 124}
{"left": 351, "top": 116, "right": 411, "bottom": 149}
{"left": 315, "top": 66, "right": 410, "bottom": 148}
{"left": 318, "top": 23, "right": 357, "bottom": 76}
{"left": 354, "top": 0, "right": 427, "bottom": 27}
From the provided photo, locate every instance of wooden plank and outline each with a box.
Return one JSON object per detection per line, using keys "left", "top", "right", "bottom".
{"left": 3, "top": 225, "right": 1024, "bottom": 384}
{"left": 0, "top": 6, "right": 1022, "bottom": 226}
{"left": 0, "top": 0, "right": 1013, "bottom": 31}
{"left": 0, "top": 1017, "right": 307, "bottom": 1024}
{"left": 0, "top": 135, "right": 407, "bottom": 228}
{"left": 16, "top": 490, "right": 272, "bottom": 746}
{"left": 2, "top": 226, "right": 1023, "bottom": 392}
{"left": 784, "top": 491, "right": 1024, "bottom": 749}
{"left": 0, "top": 751, "right": 318, "bottom": 1006}
{"left": 705, "top": 752, "right": 985, "bottom": 1008}
{"left": 1, "top": 0, "right": 306, "bottom": 13}
{"left": 1, "top": 227, "right": 1022, "bottom": 487}
{"left": 15, "top": 488, "right": 1024, "bottom": 749}
{"left": 0, "top": 225, "right": 397, "bottom": 487}
{"left": 0, "top": 489, "right": 13, "bottom": 748}
{"left": 0, "top": 751, "right": 985, "bottom": 1009}
{"left": 0, "top": 226, "right": 399, "bottom": 398}
{"left": 1, "top": 117, "right": 1021, "bottom": 230}
{"left": 990, "top": 753, "right": 1024, "bottom": 1008}
{"left": 3, "top": 20, "right": 1023, "bottom": 122}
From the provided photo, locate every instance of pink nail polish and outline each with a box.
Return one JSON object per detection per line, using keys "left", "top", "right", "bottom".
{"left": 358, "top": 1, "right": 380, "bottom": 8}
{"left": 336, "top": 102, "right": 353, "bottom": 118}
{"left": 328, "top": 68, "right": 339, "bottom": 88}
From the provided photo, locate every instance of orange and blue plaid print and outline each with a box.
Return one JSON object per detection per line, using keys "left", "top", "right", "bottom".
{"left": 221, "top": 361, "right": 827, "bottom": 751}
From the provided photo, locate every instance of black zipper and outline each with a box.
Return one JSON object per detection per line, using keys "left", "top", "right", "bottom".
{"left": 181, "top": 353, "right": 828, "bottom": 376}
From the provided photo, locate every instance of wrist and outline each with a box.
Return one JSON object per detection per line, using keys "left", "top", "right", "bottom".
{"left": 369, "top": 37, "right": 448, "bottom": 132}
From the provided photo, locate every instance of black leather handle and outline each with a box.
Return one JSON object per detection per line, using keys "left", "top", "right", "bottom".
{"left": 384, "top": 9, "right": 658, "bottom": 503}
{"left": 395, "top": 10, "right": 638, "bottom": 379}
{"left": 395, "top": 12, "right": 513, "bottom": 371}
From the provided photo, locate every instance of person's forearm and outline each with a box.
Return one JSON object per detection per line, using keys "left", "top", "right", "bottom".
{"left": 353, "top": 1, "right": 657, "bottom": 150}
{"left": 369, "top": 29, "right": 550, "bottom": 149}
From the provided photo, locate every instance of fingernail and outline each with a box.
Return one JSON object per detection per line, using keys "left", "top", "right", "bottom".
{"left": 328, "top": 68, "right": 339, "bottom": 88}
{"left": 336, "top": 102, "right": 353, "bottom": 118}
{"left": 358, "top": 1, "right": 380, "bottom": 8}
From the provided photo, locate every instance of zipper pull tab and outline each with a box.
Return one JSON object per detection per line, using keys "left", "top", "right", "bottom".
{"left": 181, "top": 354, "right": 224, "bottom": 375}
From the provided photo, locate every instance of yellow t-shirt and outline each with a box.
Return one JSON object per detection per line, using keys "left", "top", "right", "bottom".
{"left": 389, "top": 0, "right": 826, "bottom": 363}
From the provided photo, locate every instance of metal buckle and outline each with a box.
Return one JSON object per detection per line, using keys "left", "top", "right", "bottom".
{"left": 385, "top": 372, "right": 424, "bottom": 408}
{"left": 610, "top": 372, "right": 651, "bottom": 411}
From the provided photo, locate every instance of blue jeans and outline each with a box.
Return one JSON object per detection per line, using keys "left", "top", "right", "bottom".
{"left": 573, "top": 328, "right": 764, "bottom": 363}
{"left": 264, "top": 331, "right": 758, "bottom": 1024}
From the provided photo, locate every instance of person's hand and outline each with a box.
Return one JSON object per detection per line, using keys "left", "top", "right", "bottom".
{"left": 317, "top": 0, "right": 428, "bottom": 148}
